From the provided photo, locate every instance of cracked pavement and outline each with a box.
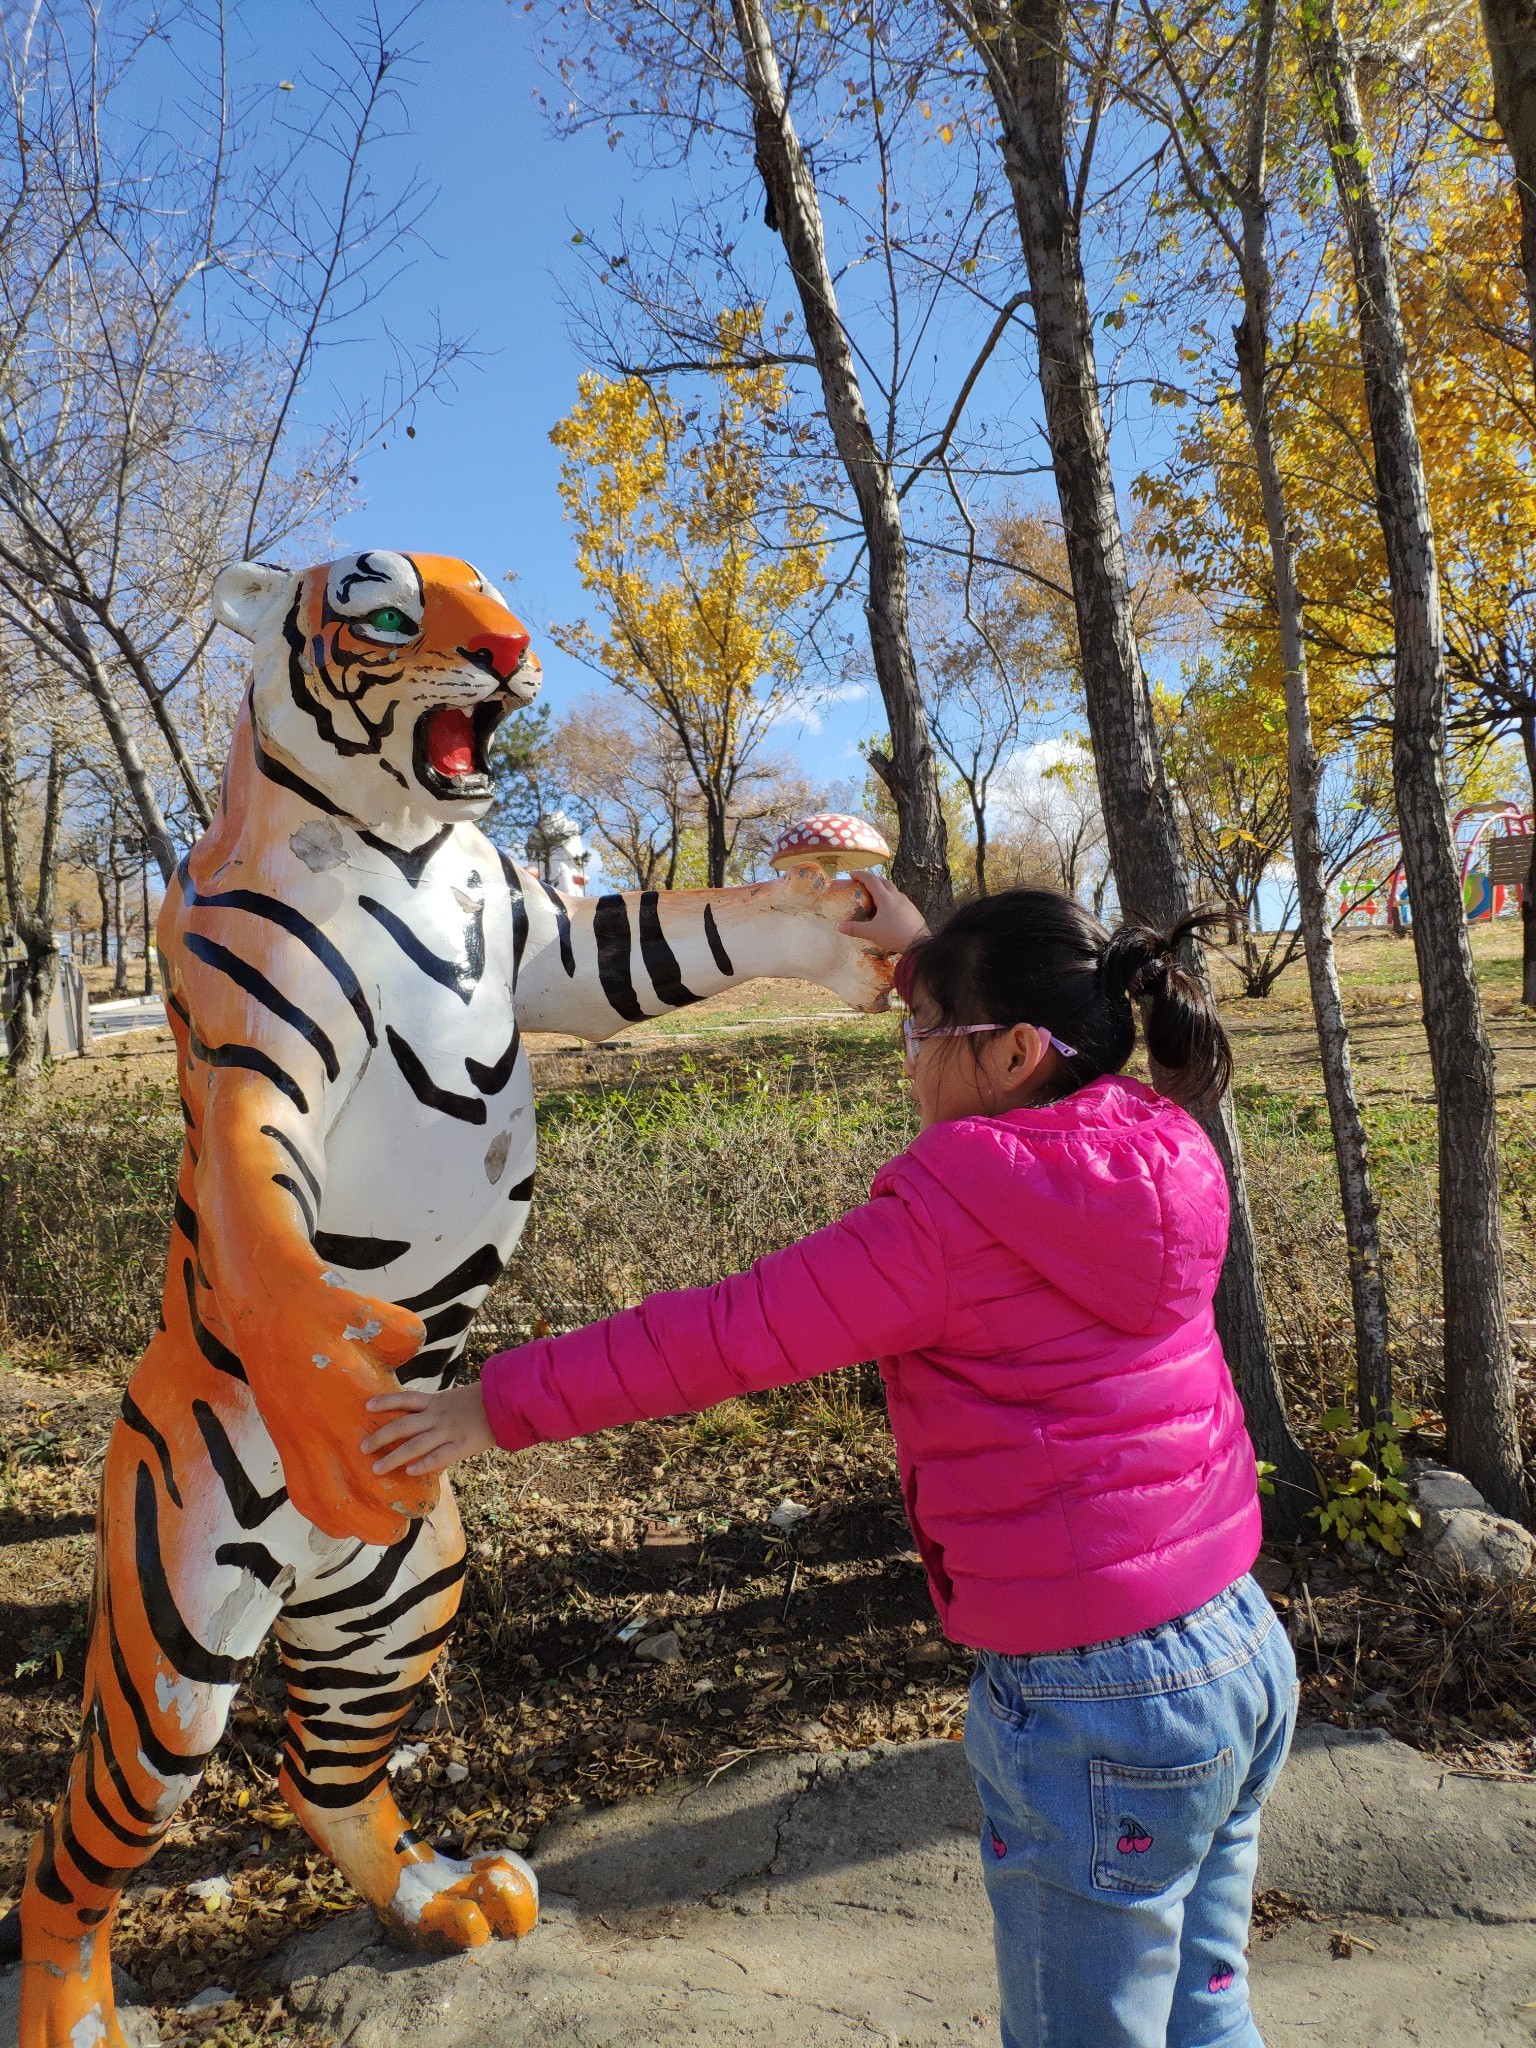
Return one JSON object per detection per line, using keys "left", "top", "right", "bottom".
{"left": 13, "top": 1729, "right": 1528, "bottom": 2046}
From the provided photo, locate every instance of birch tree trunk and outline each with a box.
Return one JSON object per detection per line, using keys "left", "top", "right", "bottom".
{"left": 728, "top": 0, "right": 953, "bottom": 919}
{"left": 54, "top": 596, "right": 176, "bottom": 882}
{"left": 952, "top": 0, "right": 1316, "bottom": 1529}
{"left": 1230, "top": 0, "right": 1392, "bottom": 1427}
{"left": 1309, "top": 1, "right": 1525, "bottom": 1517}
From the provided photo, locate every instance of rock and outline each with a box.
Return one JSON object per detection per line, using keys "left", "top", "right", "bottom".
{"left": 181, "top": 1985, "right": 235, "bottom": 2012}
{"left": 1406, "top": 1460, "right": 1487, "bottom": 1516}
{"left": 1425, "top": 1507, "right": 1534, "bottom": 1588}
{"left": 769, "top": 1499, "right": 811, "bottom": 1532}
{"left": 185, "top": 1876, "right": 230, "bottom": 1913}
{"left": 632, "top": 1630, "right": 682, "bottom": 1665}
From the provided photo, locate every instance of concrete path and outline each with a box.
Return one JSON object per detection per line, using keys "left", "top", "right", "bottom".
{"left": 268, "top": 1726, "right": 1536, "bottom": 2047}
{"left": 6, "top": 1727, "right": 1536, "bottom": 2046}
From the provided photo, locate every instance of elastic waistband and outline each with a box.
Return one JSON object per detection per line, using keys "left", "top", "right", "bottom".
{"left": 979, "top": 1574, "right": 1275, "bottom": 1702}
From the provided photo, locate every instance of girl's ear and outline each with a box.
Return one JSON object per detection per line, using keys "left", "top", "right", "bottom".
{"left": 1006, "top": 1022, "right": 1044, "bottom": 1080}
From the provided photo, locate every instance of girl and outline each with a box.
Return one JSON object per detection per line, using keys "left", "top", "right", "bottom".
{"left": 364, "top": 879, "right": 1298, "bottom": 2048}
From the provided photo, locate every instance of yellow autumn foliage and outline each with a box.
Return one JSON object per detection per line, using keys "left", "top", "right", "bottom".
{"left": 549, "top": 314, "right": 826, "bottom": 881}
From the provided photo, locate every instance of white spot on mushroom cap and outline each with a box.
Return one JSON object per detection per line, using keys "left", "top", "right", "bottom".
{"left": 769, "top": 812, "right": 890, "bottom": 870}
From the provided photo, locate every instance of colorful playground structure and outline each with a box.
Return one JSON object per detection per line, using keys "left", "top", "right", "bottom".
{"left": 1338, "top": 802, "right": 1533, "bottom": 927}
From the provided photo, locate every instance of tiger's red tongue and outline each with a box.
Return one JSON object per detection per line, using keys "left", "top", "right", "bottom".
{"left": 427, "top": 708, "right": 476, "bottom": 778}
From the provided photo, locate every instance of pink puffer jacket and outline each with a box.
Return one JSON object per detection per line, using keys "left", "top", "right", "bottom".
{"left": 481, "top": 1075, "right": 1261, "bottom": 1654}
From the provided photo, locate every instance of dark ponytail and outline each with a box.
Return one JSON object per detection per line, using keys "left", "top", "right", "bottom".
{"left": 895, "top": 888, "right": 1232, "bottom": 1106}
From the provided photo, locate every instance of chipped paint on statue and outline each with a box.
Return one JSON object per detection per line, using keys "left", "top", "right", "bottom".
{"left": 14, "top": 550, "right": 893, "bottom": 2048}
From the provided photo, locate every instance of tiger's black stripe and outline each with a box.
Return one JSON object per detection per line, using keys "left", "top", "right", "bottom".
{"left": 359, "top": 895, "right": 481, "bottom": 1002}
{"left": 338, "top": 1554, "right": 466, "bottom": 1637}
{"left": 192, "top": 1399, "right": 288, "bottom": 1527}
{"left": 59, "top": 1805, "right": 137, "bottom": 1891}
{"left": 120, "top": 1389, "right": 182, "bottom": 1510}
{"left": 279, "top": 1664, "right": 398, "bottom": 1692}
{"left": 215, "top": 1542, "right": 285, "bottom": 1587}
{"left": 183, "top": 933, "right": 340, "bottom": 1080}
{"left": 173, "top": 1189, "right": 199, "bottom": 1246}
{"left": 283, "top": 1521, "right": 423, "bottom": 1622}
{"left": 500, "top": 851, "right": 530, "bottom": 981}
{"left": 335, "top": 1682, "right": 422, "bottom": 1718}
{"left": 83, "top": 1741, "right": 163, "bottom": 1852}
{"left": 399, "top": 1244, "right": 503, "bottom": 1313}
{"left": 182, "top": 1261, "right": 248, "bottom": 1383}
{"left": 538, "top": 878, "right": 576, "bottom": 977}
{"left": 88, "top": 1701, "right": 161, "bottom": 1827}
{"left": 312, "top": 1230, "right": 412, "bottom": 1270}
{"left": 104, "top": 1584, "right": 216, "bottom": 1779}
{"left": 420, "top": 1303, "right": 475, "bottom": 1345}
{"left": 396, "top": 1345, "right": 458, "bottom": 1384}
{"left": 249, "top": 713, "right": 350, "bottom": 820}
{"left": 183, "top": 872, "right": 377, "bottom": 1048}
{"left": 396, "top": 1617, "right": 459, "bottom": 1661}
{"left": 593, "top": 893, "right": 646, "bottom": 1022}
{"left": 280, "top": 1755, "right": 392, "bottom": 1808}
{"left": 134, "top": 1462, "right": 248, "bottom": 1686}
{"left": 262, "top": 1124, "right": 321, "bottom": 1204}
{"left": 273, "top": 1172, "right": 316, "bottom": 1238}
{"left": 188, "top": 1024, "right": 308, "bottom": 1114}
{"left": 638, "top": 892, "right": 700, "bottom": 1006}
{"left": 465, "top": 1022, "right": 520, "bottom": 1095}
{"left": 359, "top": 824, "right": 452, "bottom": 887}
{"left": 32, "top": 1814, "right": 73, "bottom": 1905}
{"left": 385, "top": 1025, "right": 487, "bottom": 1124}
{"left": 508, "top": 1172, "right": 536, "bottom": 1204}
{"left": 704, "top": 903, "right": 734, "bottom": 976}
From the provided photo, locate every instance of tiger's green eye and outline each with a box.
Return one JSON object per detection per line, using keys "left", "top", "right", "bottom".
{"left": 364, "top": 606, "right": 415, "bottom": 635}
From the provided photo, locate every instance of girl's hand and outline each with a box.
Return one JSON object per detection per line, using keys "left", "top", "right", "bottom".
{"left": 839, "top": 871, "right": 929, "bottom": 953}
{"left": 363, "top": 1382, "right": 496, "bottom": 1477}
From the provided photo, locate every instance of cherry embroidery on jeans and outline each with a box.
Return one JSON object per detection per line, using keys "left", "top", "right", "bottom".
{"left": 1116, "top": 1816, "right": 1154, "bottom": 1855}
{"left": 1208, "top": 1964, "right": 1236, "bottom": 1993}
{"left": 988, "top": 1822, "right": 1007, "bottom": 1858}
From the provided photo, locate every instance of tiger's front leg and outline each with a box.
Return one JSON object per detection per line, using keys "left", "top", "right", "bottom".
{"left": 274, "top": 1482, "right": 536, "bottom": 1948}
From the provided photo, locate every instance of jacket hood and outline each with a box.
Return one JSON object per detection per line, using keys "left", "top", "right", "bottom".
{"left": 901, "top": 1076, "right": 1228, "bottom": 1334}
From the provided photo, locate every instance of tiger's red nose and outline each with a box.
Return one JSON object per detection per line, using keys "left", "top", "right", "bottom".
{"left": 464, "top": 630, "right": 530, "bottom": 683}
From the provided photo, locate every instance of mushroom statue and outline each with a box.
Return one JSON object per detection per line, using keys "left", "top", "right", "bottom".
{"left": 768, "top": 813, "right": 891, "bottom": 885}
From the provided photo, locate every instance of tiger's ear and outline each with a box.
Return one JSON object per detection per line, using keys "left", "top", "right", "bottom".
{"left": 212, "top": 560, "right": 295, "bottom": 640}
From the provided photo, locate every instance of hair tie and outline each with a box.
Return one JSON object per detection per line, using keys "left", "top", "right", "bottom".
{"left": 1126, "top": 951, "right": 1173, "bottom": 1002}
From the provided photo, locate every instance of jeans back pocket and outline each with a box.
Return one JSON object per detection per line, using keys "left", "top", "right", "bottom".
{"left": 1089, "top": 1749, "right": 1237, "bottom": 1896}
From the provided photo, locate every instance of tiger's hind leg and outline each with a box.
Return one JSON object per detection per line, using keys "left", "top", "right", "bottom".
{"left": 275, "top": 1480, "right": 537, "bottom": 1950}
{"left": 18, "top": 1389, "right": 284, "bottom": 2048}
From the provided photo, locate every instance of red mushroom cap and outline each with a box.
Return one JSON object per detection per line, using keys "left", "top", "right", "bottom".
{"left": 769, "top": 813, "right": 891, "bottom": 873}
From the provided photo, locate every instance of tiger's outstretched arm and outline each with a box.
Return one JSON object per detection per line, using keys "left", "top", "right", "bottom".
{"left": 167, "top": 868, "right": 435, "bottom": 1546}
{"left": 511, "top": 864, "right": 893, "bottom": 1043}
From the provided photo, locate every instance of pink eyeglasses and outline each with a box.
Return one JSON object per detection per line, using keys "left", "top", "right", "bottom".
{"left": 901, "top": 1018, "right": 1079, "bottom": 1063}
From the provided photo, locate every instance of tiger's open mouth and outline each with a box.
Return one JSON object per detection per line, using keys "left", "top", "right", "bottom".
{"left": 412, "top": 699, "right": 507, "bottom": 801}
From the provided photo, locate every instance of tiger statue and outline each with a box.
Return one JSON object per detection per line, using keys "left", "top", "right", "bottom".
{"left": 14, "top": 550, "right": 894, "bottom": 2048}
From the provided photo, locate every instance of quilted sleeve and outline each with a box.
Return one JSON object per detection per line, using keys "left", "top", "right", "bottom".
{"left": 478, "top": 1176, "right": 948, "bottom": 1453}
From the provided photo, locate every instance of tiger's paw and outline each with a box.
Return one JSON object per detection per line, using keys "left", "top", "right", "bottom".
{"left": 390, "top": 1848, "right": 538, "bottom": 1950}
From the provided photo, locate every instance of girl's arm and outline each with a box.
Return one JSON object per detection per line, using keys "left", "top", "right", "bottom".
{"left": 364, "top": 1172, "right": 948, "bottom": 1470}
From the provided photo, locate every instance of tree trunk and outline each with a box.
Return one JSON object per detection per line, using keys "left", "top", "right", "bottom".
{"left": 0, "top": 713, "right": 65, "bottom": 1086}
{"left": 1479, "top": 0, "right": 1536, "bottom": 393}
{"left": 55, "top": 595, "right": 177, "bottom": 881}
{"left": 1231, "top": 0, "right": 1392, "bottom": 1429}
{"left": 96, "top": 865, "right": 110, "bottom": 971}
{"left": 705, "top": 790, "right": 729, "bottom": 890}
{"left": 955, "top": 0, "right": 1315, "bottom": 1530}
{"left": 1310, "top": 3, "right": 1525, "bottom": 1517}
{"left": 728, "top": 0, "right": 952, "bottom": 920}
{"left": 112, "top": 872, "right": 127, "bottom": 997}
{"left": 1521, "top": 715, "right": 1536, "bottom": 1011}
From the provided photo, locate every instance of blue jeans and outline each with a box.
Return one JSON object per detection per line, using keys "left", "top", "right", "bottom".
{"left": 964, "top": 1574, "right": 1298, "bottom": 2048}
